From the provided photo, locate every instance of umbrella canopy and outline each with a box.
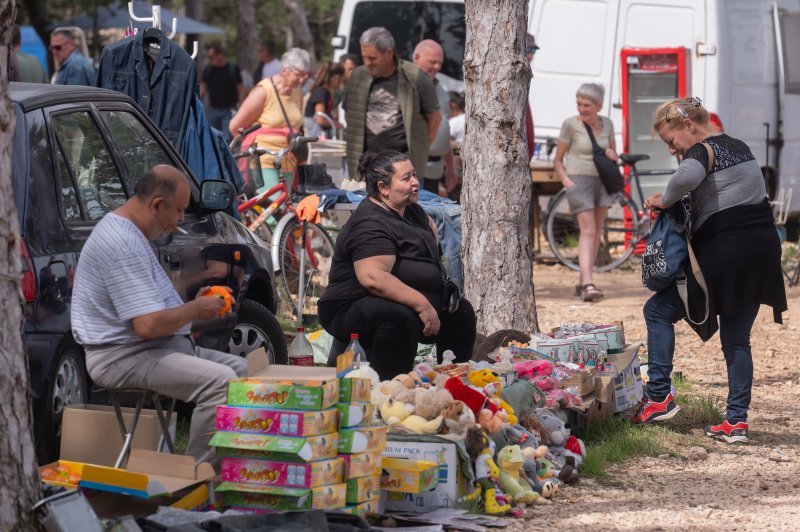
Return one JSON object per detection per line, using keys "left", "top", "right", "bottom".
{"left": 52, "top": 1, "right": 224, "bottom": 34}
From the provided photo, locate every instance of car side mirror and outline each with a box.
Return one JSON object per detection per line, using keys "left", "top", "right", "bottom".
{"left": 199, "top": 180, "right": 234, "bottom": 211}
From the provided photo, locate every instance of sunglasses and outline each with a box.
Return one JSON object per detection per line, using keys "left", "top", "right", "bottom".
{"left": 50, "top": 44, "right": 63, "bottom": 51}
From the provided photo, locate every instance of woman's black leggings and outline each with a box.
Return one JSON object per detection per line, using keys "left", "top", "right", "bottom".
{"left": 319, "top": 297, "right": 476, "bottom": 380}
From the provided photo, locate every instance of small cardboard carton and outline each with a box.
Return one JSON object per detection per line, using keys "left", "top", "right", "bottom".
{"left": 345, "top": 474, "right": 380, "bottom": 504}
{"left": 226, "top": 349, "right": 339, "bottom": 410}
{"left": 339, "top": 451, "right": 382, "bottom": 480}
{"left": 216, "top": 481, "right": 347, "bottom": 511}
{"left": 559, "top": 366, "right": 596, "bottom": 396}
{"left": 338, "top": 425, "right": 388, "bottom": 454}
{"left": 607, "top": 343, "right": 644, "bottom": 413}
{"left": 380, "top": 457, "right": 439, "bottom": 493}
{"left": 342, "top": 496, "right": 380, "bottom": 516}
{"left": 568, "top": 372, "right": 614, "bottom": 429}
{"left": 219, "top": 457, "right": 344, "bottom": 488}
{"left": 209, "top": 431, "right": 339, "bottom": 462}
{"left": 336, "top": 402, "right": 376, "bottom": 427}
{"left": 338, "top": 377, "right": 372, "bottom": 403}
{"left": 215, "top": 405, "right": 338, "bottom": 437}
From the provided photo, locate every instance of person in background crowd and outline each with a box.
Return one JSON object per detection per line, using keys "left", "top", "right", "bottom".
{"left": 229, "top": 48, "right": 311, "bottom": 197}
{"left": 253, "top": 39, "right": 281, "bottom": 84}
{"left": 200, "top": 42, "right": 245, "bottom": 138}
{"left": 50, "top": 29, "right": 95, "bottom": 86}
{"left": 343, "top": 27, "right": 440, "bottom": 182}
{"left": 553, "top": 83, "right": 618, "bottom": 302}
{"left": 633, "top": 97, "right": 786, "bottom": 445}
{"left": 412, "top": 39, "right": 457, "bottom": 196}
{"left": 341, "top": 53, "right": 361, "bottom": 82}
{"left": 12, "top": 26, "right": 46, "bottom": 83}
{"left": 71, "top": 165, "right": 247, "bottom": 463}
{"left": 319, "top": 150, "right": 476, "bottom": 380}
{"left": 304, "top": 62, "right": 345, "bottom": 139}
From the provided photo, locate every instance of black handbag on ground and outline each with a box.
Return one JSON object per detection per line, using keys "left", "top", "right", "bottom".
{"left": 583, "top": 121, "right": 624, "bottom": 194}
{"left": 270, "top": 77, "right": 309, "bottom": 162}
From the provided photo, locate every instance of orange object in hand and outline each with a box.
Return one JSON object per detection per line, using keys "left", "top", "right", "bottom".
{"left": 204, "top": 286, "right": 232, "bottom": 316}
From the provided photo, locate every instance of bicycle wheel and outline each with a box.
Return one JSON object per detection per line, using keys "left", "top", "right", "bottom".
{"left": 278, "top": 217, "right": 335, "bottom": 321}
{"left": 545, "top": 189, "right": 640, "bottom": 272}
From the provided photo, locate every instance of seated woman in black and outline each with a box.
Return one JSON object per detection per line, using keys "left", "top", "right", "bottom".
{"left": 318, "top": 150, "right": 476, "bottom": 379}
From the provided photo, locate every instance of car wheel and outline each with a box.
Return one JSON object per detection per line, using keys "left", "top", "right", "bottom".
{"left": 35, "top": 346, "right": 88, "bottom": 463}
{"left": 228, "top": 298, "right": 288, "bottom": 364}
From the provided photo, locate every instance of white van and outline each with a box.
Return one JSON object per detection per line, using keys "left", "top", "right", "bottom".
{"left": 529, "top": 0, "right": 800, "bottom": 230}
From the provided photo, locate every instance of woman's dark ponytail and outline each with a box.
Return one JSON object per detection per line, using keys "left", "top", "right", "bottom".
{"left": 358, "top": 150, "right": 409, "bottom": 198}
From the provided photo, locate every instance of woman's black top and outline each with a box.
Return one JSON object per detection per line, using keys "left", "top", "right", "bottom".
{"left": 319, "top": 199, "right": 444, "bottom": 311}
{"left": 304, "top": 86, "right": 332, "bottom": 118}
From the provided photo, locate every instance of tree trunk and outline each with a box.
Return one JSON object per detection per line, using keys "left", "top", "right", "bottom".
{"left": 235, "top": 0, "right": 258, "bottom": 74}
{"left": 283, "top": 0, "right": 316, "bottom": 61}
{"left": 461, "top": 0, "right": 537, "bottom": 334}
{"left": 0, "top": 1, "right": 42, "bottom": 529}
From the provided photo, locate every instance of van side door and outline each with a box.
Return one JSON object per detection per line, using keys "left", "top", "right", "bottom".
{"left": 774, "top": 4, "right": 800, "bottom": 217}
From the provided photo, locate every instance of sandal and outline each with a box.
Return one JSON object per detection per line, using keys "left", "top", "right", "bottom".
{"left": 579, "top": 283, "right": 604, "bottom": 302}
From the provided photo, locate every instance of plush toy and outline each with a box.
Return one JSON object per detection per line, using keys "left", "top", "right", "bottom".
{"left": 412, "top": 386, "right": 453, "bottom": 421}
{"left": 497, "top": 445, "right": 539, "bottom": 506}
{"left": 444, "top": 377, "right": 498, "bottom": 416}
{"left": 344, "top": 363, "right": 381, "bottom": 391}
{"left": 564, "top": 435, "right": 586, "bottom": 466}
{"left": 518, "top": 413, "right": 549, "bottom": 446}
{"left": 464, "top": 426, "right": 511, "bottom": 515}
{"left": 540, "top": 412, "right": 570, "bottom": 457}
{"left": 478, "top": 408, "right": 507, "bottom": 435}
{"left": 440, "top": 400, "right": 475, "bottom": 436}
{"left": 468, "top": 369, "right": 517, "bottom": 425}
{"left": 398, "top": 414, "right": 444, "bottom": 435}
{"left": 502, "top": 426, "right": 557, "bottom": 499}
{"left": 379, "top": 397, "right": 414, "bottom": 425}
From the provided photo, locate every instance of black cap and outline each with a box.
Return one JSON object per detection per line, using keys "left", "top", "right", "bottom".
{"left": 526, "top": 33, "right": 540, "bottom": 52}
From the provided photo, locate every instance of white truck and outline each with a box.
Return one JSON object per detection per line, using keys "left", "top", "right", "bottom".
{"left": 333, "top": 0, "right": 800, "bottom": 232}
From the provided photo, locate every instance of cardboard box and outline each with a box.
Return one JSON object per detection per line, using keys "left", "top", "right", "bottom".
{"left": 559, "top": 366, "right": 596, "bottom": 395}
{"left": 345, "top": 474, "right": 380, "bottom": 504}
{"left": 209, "top": 431, "right": 339, "bottom": 462}
{"left": 217, "top": 481, "right": 346, "bottom": 511}
{"left": 60, "top": 404, "right": 175, "bottom": 467}
{"left": 337, "top": 402, "right": 376, "bottom": 427}
{"left": 340, "top": 452, "right": 382, "bottom": 480}
{"left": 226, "top": 349, "right": 339, "bottom": 410}
{"left": 382, "top": 437, "right": 469, "bottom": 510}
{"left": 338, "top": 377, "right": 372, "bottom": 403}
{"left": 568, "top": 373, "right": 614, "bottom": 428}
{"left": 342, "top": 496, "right": 380, "bottom": 516}
{"left": 215, "top": 405, "right": 338, "bottom": 437}
{"left": 608, "top": 343, "right": 644, "bottom": 413}
{"left": 220, "top": 457, "right": 344, "bottom": 488}
{"left": 380, "top": 457, "right": 439, "bottom": 493}
{"left": 338, "top": 425, "right": 388, "bottom": 454}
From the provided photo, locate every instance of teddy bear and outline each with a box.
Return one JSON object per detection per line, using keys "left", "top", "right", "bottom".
{"left": 439, "top": 400, "right": 475, "bottom": 437}
{"left": 412, "top": 386, "right": 453, "bottom": 421}
{"left": 379, "top": 396, "right": 444, "bottom": 435}
{"left": 477, "top": 408, "right": 507, "bottom": 435}
{"left": 468, "top": 369, "right": 517, "bottom": 425}
{"left": 463, "top": 426, "right": 511, "bottom": 515}
{"left": 444, "top": 376, "right": 499, "bottom": 416}
{"left": 496, "top": 445, "right": 539, "bottom": 506}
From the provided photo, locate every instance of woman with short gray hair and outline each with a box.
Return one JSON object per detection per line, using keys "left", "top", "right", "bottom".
{"left": 552, "top": 83, "right": 620, "bottom": 301}
{"left": 230, "top": 47, "right": 311, "bottom": 197}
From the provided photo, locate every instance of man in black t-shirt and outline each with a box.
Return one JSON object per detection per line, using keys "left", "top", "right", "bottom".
{"left": 200, "top": 43, "right": 245, "bottom": 138}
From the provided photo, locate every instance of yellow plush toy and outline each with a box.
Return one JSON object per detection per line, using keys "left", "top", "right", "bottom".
{"left": 468, "top": 369, "right": 517, "bottom": 425}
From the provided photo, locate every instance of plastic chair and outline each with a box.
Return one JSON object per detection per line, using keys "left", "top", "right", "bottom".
{"left": 105, "top": 388, "right": 176, "bottom": 468}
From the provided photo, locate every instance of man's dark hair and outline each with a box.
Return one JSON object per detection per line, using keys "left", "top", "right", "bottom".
{"left": 449, "top": 91, "right": 465, "bottom": 112}
{"left": 358, "top": 150, "right": 410, "bottom": 198}
{"left": 205, "top": 42, "right": 224, "bottom": 56}
{"left": 261, "top": 39, "right": 276, "bottom": 55}
{"left": 12, "top": 26, "right": 21, "bottom": 47}
{"left": 341, "top": 53, "right": 361, "bottom": 66}
{"left": 134, "top": 166, "right": 181, "bottom": 200}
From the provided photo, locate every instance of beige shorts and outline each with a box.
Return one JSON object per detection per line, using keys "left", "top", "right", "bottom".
{"left": 565, "top": 174, "right": 615, "bottom": 213}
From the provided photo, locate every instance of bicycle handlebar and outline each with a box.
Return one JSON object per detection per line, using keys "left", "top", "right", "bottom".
{"left": 229, "top": 123, "right": 263, "bottom": 150}
{"left": 231, "top": 135, "right": 319, "bottom": 167}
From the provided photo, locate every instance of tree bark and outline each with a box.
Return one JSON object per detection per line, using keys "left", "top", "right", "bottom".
{"left": 0, "top": 1, "right": 42, "bottom": 529}
{"left": 461, "top": 0, "right": 537, "bottom": 334}
{"left": 235, "top": 0, "right": 258, "bottom": 74}
{"left": 283, "top": 0, "right": 316, "bottom": 61}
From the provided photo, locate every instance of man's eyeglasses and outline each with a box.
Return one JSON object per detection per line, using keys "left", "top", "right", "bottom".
{"left": 50, "top": 44, "right": 63, "bottom": 52}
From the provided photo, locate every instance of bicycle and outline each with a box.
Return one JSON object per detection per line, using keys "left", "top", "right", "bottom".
{"left": 230, "top": 125, "right": 335, "bottom": 323}
{"left": 544, "top": 153, "right": 651, "bottom": 272}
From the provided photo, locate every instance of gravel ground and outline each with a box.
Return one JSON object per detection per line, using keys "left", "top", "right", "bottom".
{"left": 502, "top": 263, "right": 800, "bottom": 531}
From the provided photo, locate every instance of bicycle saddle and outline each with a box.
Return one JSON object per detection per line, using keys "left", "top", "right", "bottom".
{"left": 619, "top": 153, "right": 650, "bottom": 164}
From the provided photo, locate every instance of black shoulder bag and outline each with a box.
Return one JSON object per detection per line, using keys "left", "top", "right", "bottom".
{"left": 583, "top": 121, "right": 624, "bottom": 194}
{"left": 408, "top": 206, "right": 461, "bottom": 314}
{"left": 269, "top": 77, "right": 309, "bottom": 162}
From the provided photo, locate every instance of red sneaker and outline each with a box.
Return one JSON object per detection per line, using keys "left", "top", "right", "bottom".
{"left": 631, "top": 393, "right": 681, "bottom": 424}
{"left": 705, "top": 420, "right": 749, "bottom": 444}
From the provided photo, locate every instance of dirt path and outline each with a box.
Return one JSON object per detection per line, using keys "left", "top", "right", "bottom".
{"left": 510, "top": 263, "right": 800, "bottom": 531}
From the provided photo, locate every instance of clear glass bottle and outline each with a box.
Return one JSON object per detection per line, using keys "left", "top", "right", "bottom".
{"left": 288, "top": 327, "right": 314, "bottom": 366}
{"left": 346, "top": 333, "right": 367, "bottom": 367}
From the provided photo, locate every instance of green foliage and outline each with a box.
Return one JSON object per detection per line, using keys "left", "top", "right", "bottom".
{"left": 175, "top": 418, "right": 190, "bottom": 455}
{"left": 579, "top": 417, "right": 667, "bottom": 478}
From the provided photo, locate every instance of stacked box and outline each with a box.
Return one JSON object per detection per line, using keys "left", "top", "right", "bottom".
{"left": 337, "top": 376, "right": 387, "bottom": 513}
{"left": 213, "top": 368, "right": 347, "bottom": 513}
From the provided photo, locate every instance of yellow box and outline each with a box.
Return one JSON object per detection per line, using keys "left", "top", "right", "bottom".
{"left": 380, "top": 457, "right": 439, "bottom": 493}
{"left": 340, "top": 451, "right": 382, "bottom": 480}
{"left": 345, "top": 474, "right": 380, "bottom": 504}
{"left": 343, "top": 496, "right": 380, "bottom": 516}
{"left": 338, "top": 377, "right": 372, "bottom": 403}
{"left": 338, "top": 425, "right": 387, "bottom": 454}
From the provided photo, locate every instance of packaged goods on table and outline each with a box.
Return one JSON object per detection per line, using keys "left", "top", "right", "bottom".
{"left": 216, "top": 481, "right": 347, "bottom": 511}
{"left": 219, "top": 457, "right": 344, "bottom": 488}
{"left": 215, "top": 405, "right": 338, "bottom": 436}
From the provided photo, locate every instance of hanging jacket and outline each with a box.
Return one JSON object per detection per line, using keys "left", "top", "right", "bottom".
{"left": 97, "top": 30, "right": 196, "bottom": 150}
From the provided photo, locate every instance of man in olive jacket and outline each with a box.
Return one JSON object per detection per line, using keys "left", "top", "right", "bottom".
{"left": 343, "top": 27, "right": 441, "bottom": 180}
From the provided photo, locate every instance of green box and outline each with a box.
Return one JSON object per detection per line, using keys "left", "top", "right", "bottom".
{"left": 209, "top": 431, "right": 339, "bottom": 462}
{"left": 336, "top": 402, "right": 376, "bottom": 428}
{"left": 338, "top": 378, "right": 371, "bottom": 403}
{"left": 338, "top": 425, "right": 387, "bottom": 454}
{"left": 217, "top": 481, "right": 346, "bottom": 511}
{"left": 227, "top": 378, "right": 338, "bottom": 410}
{"left": 345, "top": 474, "right": 380, "bottom": 504}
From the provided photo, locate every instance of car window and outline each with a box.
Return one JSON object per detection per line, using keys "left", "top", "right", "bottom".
{"left": 100, "top": 110, "right": 173, "bottom": 181}
{"left": 51, "top": 111, "right": 127, "bottom": 221}
{"left": 52, "top": 145, "right": 83, "bottom": 222}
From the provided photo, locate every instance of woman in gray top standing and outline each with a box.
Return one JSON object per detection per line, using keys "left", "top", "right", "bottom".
{"left": 553, "top": 83, "right": 619, "bottom": 301}
{"left": 632, "top": 97, "right": 786, "bottom": 445}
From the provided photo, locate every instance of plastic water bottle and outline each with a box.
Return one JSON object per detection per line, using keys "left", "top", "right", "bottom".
{"left": 346, "top": 333, "right": 367, "bottom": 367}
{"left": 288, "top": 327, "right": 314, "bottom": 366}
